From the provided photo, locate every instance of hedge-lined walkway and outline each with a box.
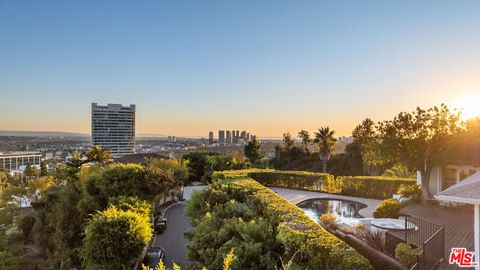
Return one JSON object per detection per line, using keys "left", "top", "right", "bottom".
{"left": 270, "top": 187, "right": 382, "bottom": 217}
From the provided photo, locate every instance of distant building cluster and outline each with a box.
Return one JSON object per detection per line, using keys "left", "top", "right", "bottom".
{"left": 335, "top": 136, "right": 354, "bottom": 154}
{"left": 167, "top": 136, "right": 176, "bottom": 143}
{"left": 208, "top": 130, "right": 256, "bottom": 145}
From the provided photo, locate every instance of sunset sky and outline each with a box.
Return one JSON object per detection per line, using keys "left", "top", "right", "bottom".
{"left": 1, "top": 1, "right": 479, "bottom": 137}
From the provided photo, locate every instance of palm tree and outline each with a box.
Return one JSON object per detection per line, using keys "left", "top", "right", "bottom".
{"left": 86, "top": 146, "right": 113, "bottom": 164}
{"left": 314, "top": 127, "right": 337, "bottom": 172}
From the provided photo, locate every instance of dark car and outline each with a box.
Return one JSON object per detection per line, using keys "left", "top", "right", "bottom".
{"left": 154, "top": 217, "right": 167, "bottom": 234}
{"left": 142, "top": 247, "right": 165, "bottom": 269}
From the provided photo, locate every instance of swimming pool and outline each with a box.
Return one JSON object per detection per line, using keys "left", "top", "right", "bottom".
{"left": 297, "top": 198, "right": 367, "bottom": 222}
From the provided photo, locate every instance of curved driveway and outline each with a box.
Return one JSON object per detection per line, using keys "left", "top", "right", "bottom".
{"left": 153, "top": 203, "right": 190, "bottom": 269}
{"left": 153, "top": 186, "right": 206, "bottom": 269}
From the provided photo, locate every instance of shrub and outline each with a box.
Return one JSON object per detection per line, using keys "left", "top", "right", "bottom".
{"left": 17, "top": 215, "right": 36, "bottom": 241}
{"left": 319, "top": 213, "right": 338, "bottom": 229}
{"left": 82, "top": 206, "right": 153, "bottom": 270}
{"left": 382, "top": 164, "right": 415, "bottom": 178}
{"left": 395, "top": 243, "right": 421, "bottom": 268}
{"left": 373, "top": 198, "right": 401, "bottom": 218}
{"left": 108, "top": 196, "right": 152, "bottom": 218}
{"left": 0, "top": 251, "right": 21, "bottom": 270}
{"left": 353, "top": 224, "right": 384, "bottom": 252}
{"left": 397, "top": 184, "right": 422, "bottom": 203}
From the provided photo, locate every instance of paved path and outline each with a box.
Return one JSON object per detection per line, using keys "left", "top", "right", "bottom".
{"left": 269, "top": 187, "right": 382, "bottom": 218}
{"left": 153, "top": 203, "right": 190, "bottom": 269}
{"left": 153, "top": 185, "right": 206, "bottom": 269}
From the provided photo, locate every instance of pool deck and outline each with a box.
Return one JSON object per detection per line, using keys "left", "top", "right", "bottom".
{"left": 269, "top": 187, "right": 382, "bottom": 218}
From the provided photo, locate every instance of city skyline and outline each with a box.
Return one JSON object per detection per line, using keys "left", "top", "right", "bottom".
{"left": 1, "top": 1, "right": 480, "bottom": 137}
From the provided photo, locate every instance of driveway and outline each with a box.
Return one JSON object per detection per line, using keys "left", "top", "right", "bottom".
{"left": 269, "top": 187, "right": 382, "bottom": 217}
{"left": 153, "top": 185, "right": 206, "bottom": 268}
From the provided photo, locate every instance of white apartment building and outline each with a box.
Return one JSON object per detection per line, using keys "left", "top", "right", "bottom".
{"left": 92, "top": 103, "right": 135, "bottom": 158}
{"left": 0, "top": 151, "right": 42, "bottom": 171}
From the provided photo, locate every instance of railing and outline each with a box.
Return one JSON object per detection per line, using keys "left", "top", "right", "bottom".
{"left": 402, "top": 214, "right": 444, "bottom": 270}
{"left": 385, "top": 214, "right": 444, "bottom": 270}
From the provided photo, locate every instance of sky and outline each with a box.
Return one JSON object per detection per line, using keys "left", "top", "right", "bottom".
{"left": 1, "top": 1, "right": 479, "bottom": 137}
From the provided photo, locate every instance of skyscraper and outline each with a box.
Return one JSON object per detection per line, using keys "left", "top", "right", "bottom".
{"left": 208, "top": 131, "right": 214, "bottom": 144}
{"left": 92, "top": 103, "right": 135, "bottom": 158}
{"left": 241, "top": 131, "right": 246, "bottom": 140}
{"left": 219, "top": 130, "right": 225, "bottom": 144}
{"left": 226, "top": 130, "right": 232, "bottom": 144}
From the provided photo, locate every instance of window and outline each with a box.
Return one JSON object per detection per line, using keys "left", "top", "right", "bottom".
{"left": 441, "top": 168, "right": 457, "bottom": 190}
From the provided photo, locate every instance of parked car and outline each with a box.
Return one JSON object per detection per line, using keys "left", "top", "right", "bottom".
{"left": 142, "top": 247, "right": 165, "bottom": 269}
{"left": 154, "top": 217, "right": 167, "bottom": 234}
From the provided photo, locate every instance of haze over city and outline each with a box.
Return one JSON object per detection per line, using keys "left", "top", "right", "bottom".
{"left": 1, "top": 1, "right": 479, "bottom": 137}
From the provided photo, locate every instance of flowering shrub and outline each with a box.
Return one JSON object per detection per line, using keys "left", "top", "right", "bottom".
{"left": 373, "top": 198, "right": 401, "bottom": 218}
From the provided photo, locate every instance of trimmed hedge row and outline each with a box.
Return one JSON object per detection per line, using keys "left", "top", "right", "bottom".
{"left": 245, "top": 170, "right": 415, "bottom": 200}
{"left": 340, "top": 176, "right": 416, "bottom": 200}
{"left": 210, "top": 170, "right": 372, "bottom": 270}
{"left": 247, "top": 170, "right": 338, "bottom": 192}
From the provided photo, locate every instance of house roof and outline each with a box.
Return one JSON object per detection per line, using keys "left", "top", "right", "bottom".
{"left": 435, "top": 171, "right": 480, "bottom": 205}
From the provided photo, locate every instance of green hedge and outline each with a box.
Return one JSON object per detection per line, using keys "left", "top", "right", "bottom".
{"left": 243, "top": 170, "right": 415, "bottom": 200}
{"left": 204, "top": 170, "right": 372, "bottom": 270}
{"left": 247, "top": 170, "right": 339, "bottom": 192}
{"left": 339, "top": 176, "right": 416, "bottom": 199}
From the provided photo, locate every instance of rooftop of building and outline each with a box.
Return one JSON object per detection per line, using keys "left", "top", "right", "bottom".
{"left": 0, "top": 151, "right": 42, "bottom": 157}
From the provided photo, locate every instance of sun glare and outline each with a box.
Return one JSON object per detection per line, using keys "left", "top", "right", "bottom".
{"left": 451, "top": 93, "right": 480, "bottom": 120}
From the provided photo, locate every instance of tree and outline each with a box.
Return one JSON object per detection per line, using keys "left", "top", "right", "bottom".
{"left": 66, "top": 146, "right": 113, "bottom": 178}
{"left": 82, "top": 206, "right": 152, "bottom": 270}
{"left": 352, "top": 118, "right": 375, "bottom": 143}
{"left": 298, "top": 130, "right": 311, "bottom": 154}
{"left": 183, "top": 152, "right": 247, "bottom": 183}
{"left": 350, "top": 118, "right": 384, "bottom": 175}
{"left": 40, "top": 161, "right": 48, "bottom": 176}
{"left": 86, "top": 145, "right": 113, "bottom": 164}
{"left": 66, "top": 151, "right": 87, "bottom": 177}
{"left": 79, "top": 164, "right": 148, "bottom": 213}
{"left": 0, "top": 170, "right": 7, "bottom": 192}
{"left": 314, "top": 127, "right": 337, "bottom": 172}
{"left": 343, "top": 141, "right": 364, "bottom": 175}
{"left": 24, "top": 164, "right": 40, "bottom": 179}
{"left": 244, "top": 138, "right": 262, "bottom": 165}
{"left": 282, "top": 133, "right": 295, "bottom": 151}
{"left": 375, "top": 104, "right": 464, "bottom": 199}
{"left": 144, "top": 164, "right": 176, "bottom": 204}
{"left": 280, "top": 133, "right": 297, "bottom": 168}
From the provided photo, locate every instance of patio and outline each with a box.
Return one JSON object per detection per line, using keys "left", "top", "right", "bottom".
{"left": 399, "top": 203, "right": 474, "bottom": 270}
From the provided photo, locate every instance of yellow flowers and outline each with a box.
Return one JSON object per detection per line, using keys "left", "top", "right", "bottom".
{"left": 222, "top": 249, "right": 236, "bottom": 270}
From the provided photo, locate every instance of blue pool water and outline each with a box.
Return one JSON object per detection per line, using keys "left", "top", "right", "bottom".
{"left": 297, "top": 199, "right": 366, "bottom": 222}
